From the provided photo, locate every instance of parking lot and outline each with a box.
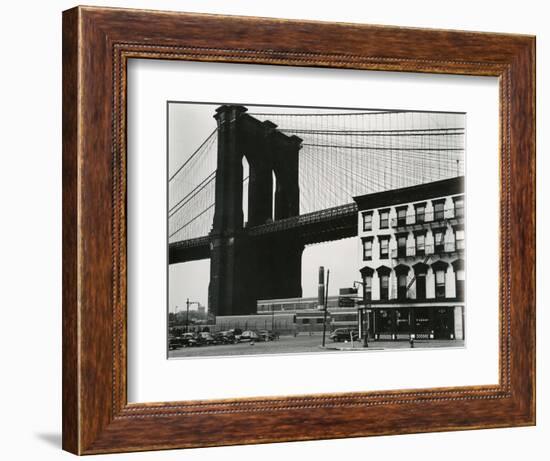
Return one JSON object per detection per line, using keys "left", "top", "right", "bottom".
{"left": 168, "top": 333, "right": 464, "bottom": 358}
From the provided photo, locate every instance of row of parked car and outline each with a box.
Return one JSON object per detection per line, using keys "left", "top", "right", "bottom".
{"left": 169, "top": 328, "right": 279, "bottom": 350}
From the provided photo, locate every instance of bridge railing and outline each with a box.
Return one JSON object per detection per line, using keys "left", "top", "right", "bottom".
{"left": 247, "top": 203, "right": 358, "bottom": 236}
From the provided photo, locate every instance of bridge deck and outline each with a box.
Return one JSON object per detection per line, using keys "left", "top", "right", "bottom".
{"left": 168, "top": 203, "right": 358, "bottom": 264}
{"left": 247, "top": 203, "right": 357, "bottom": 236}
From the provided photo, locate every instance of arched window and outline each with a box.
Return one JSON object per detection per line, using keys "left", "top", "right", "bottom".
{"left": 242, "top": 156, "right": 250, "bottom": 225}
{"left": 432, "top": 260, "right": 449, "bottom": 299}
{"left": 395, "top": 264, "right": 410, "bottom": 300}
{"left": 432, "top": 227, "right": 446, "bottom": 253}
{"left": 272, "top": 170, "right": 277, "bottom": 221}
{"left": 452, "top": 259, "right": 465, "bottom": 299}
{"left": 360, "top": 266, "right": 374, "bottom": 302}
{"left": 413, "top": 262, "right": 429, "bottom": 300}
{"left": 377, "top": 266, "right": 391, "bottom": 300}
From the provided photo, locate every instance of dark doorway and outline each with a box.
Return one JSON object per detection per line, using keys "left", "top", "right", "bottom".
{"left": 433, "top": 307, "right": 455, "bottom": 339}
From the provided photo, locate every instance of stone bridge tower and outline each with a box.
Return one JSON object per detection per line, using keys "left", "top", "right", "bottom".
{"left": 208, "top": 105, "right": 303, "bottom": 316}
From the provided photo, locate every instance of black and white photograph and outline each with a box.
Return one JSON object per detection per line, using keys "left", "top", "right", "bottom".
{"left": 2, "top": 0, "right": 542, "bottom": 459}
{"left": 167, "top": 102, "right": 466, "bottom": 358}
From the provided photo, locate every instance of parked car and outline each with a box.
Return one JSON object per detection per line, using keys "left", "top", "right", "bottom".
{"left": 198, "top": 331, "right": 216, "bottom": 345}
{"left": 227, "top": 328, "right": 243, "bottom": 342}
{"left": 330, "top": 328, "right": 359, "bottom": 342}
{"left": 239, "top": 330, "right": 261, "bottom": 342}
{"left": 182, "top": 332, "right": 201, "bottom": 347}
{"left": 168, "top": 335, "right": 186, "bottom": 350}
{"left": 212, "top": 332, "right": 225, "bottom": 344}
{"left": 215, "top": 330, "right": 237, "bottom": 344}
{"left": 258, "top": 330, "right": 278, "bottom": 341}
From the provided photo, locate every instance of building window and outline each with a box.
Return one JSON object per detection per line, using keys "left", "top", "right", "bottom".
{"left": 396, "top": 206, "right": 407, "bottom": 226}
{"left": 362, "top": 211, "right": 373, "bottom": 231}
{"left": 416, "top": 274, "right": 427, "bottom": 300}
{"left": 453, "top": 196, "right": 464, "bottom": 218}
{"left": 379, "top": 236, "right": 390, "bottom": 259}
{"left": 397, "top": 274, "right": 408, "bottom": 300}
{"left": 456, "top": 268, "right": 465, "bottom": 299}
{"left": 415, "top": 233, "right": 425, "bottom": 256}
{"left": 415, "top": 203, "right": 426, "bottom": 224}
{"left": 361, "top": 267, "right": 374, "bottom": 303}
{"left": 362, "top": 237, "right": 373, "bottom": 261}
{"left": 435, "top": 269, "right": 446, "bottom": 298}
{"left": 413, "top": 263, "right": 428, "bottom": 300}
{"left": 379, "top": 209, "right": 389, "bottom": 229}
{"left": 433, "top": 200, "right": 445, "bottom": 221}
{"left": 455, "top": 228, "right": 465, "bottom": 250}
{"left": 364, "top": 276, "right": 372, "bottom": 301}
{"left": 433, "top": 228, "right": 445, "bottom": 253}
{"left": 380, "top": 275, "right": 389, "bottom": 300}
{"left": 397, "top": 234, "right": 407, "bottom": 258}
{"left": 455, "top": 268, "right": 465, "bottom": 299}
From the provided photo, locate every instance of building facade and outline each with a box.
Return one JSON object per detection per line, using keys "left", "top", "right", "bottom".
{"left": 353, "top": 177, "right": 465, "bottom": 341}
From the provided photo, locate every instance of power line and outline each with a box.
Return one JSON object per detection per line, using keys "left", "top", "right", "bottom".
{"left": 279, "top": 128, "right": 464, "bottom": 135}
{"left": 168, "top": 128, "right": 217, "bottom": 183}
{"left": 248, "top": 110, "right": 408, "bottom": 117}
{"left": 168, "top": 171, "right": 216, "bottom": 217}
{"left": 302, "top": 143, "right": 464, "bottom": 151}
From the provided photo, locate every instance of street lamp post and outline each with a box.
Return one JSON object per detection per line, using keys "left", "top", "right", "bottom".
{"left": 353, "top": 280, "right": 369, "bottom": 348}
{"left": 185, "top": 298, "right": 201, "bottom": 333}
{"left": 186, "top": 298, "right": 190, "bottom": 333}
{"left": 321, "top": 269, "right": 330, "bottom": 347}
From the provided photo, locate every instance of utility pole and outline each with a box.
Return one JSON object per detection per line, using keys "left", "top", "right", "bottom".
{"left": 353, "top": 280, "right": 369, "bottom": 348}
{"left": 184, "top": 299, "right": 202, "bottom": 334}
{"left": 186, "top": 298, "right": 190, "bottom": 333}
{"left": 322, "top": 269, "right": 330, "bottom": 347}
{"left": 363, "top": 302, "right": 370, "bottom": 348}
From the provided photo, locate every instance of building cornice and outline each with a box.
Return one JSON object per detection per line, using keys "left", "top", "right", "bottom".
{"left": 353, "top": 176, "right": 465, "bottom": 211}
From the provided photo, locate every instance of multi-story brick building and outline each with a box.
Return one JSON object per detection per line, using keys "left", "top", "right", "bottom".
{"left": 353, "top": 176, "right": 465, "bottom": 341}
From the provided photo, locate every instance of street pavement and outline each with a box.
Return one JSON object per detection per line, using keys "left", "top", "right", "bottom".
{"left": 168, "top": 333, "right": 464, "bottom": 358}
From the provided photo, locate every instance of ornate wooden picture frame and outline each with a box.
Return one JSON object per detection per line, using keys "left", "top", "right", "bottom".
{"left": 62, "top": 6, "right": 535, "bottom": 455}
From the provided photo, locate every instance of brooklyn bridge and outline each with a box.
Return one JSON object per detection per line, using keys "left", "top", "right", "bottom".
{"left": 168, "top": 105, "right": 465, "bottom": 316}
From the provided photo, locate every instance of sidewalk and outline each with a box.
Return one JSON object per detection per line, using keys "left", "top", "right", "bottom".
{"left": 323, "top": 339, "right": 464, "bottom": 352}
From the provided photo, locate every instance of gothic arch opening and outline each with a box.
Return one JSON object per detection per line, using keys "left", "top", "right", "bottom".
{"left": 242, "top": 156, "right": 249, "bottom": 226}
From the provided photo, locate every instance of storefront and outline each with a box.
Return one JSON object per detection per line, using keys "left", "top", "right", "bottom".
{"left": 358, "top": 304, "right": 463, "bottom": 341}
